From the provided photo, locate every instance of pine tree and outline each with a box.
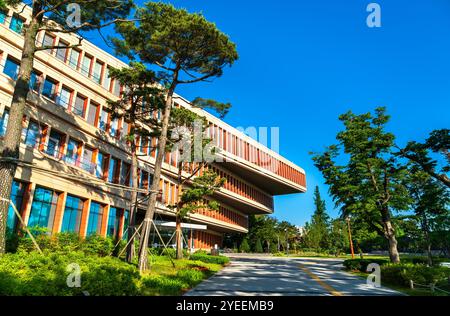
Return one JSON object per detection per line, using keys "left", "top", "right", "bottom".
{"left": 306, "top": 186, "right": 330, "bottom": 251}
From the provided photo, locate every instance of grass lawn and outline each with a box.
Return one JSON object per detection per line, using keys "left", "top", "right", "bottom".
{"left": 140, "top": 255, "right": 225, "bottom": 295}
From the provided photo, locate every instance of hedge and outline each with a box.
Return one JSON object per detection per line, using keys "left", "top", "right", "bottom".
{"left": 189, "top": 254, "right": 230, "bottom": 265}
{"left": 343, "top": 258, "right": 390, "bottom": 272}
{"left": 381, "top": 264, "right": 450, "bottom": 287}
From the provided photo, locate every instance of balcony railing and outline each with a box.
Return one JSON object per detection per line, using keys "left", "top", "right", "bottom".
{"left": 40, "top": 143, "right": 96, "bottom": 174}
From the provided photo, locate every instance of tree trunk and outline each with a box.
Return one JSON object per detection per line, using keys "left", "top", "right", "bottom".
{"left": 383, "top": 219, "right": 400, "bottom": 263}
{"left": 379, "top": 202, "right": 401, "bottom": 263}
{"left": 0, "top": 14, "right": 41, "bottom": 255}
{"left": 138, "top": 73, "right": 179, "bottom": 272}
{"left": 421, "top": 213, "right": 433, "bottom": 266}
{"left": 126, "top": 142, "right": 139, "bottom": 263}
{"left": 175, "top": 158, "right": 184, "bottom": 260}
{"left": 175, "top": 214, "right": 183, "bottom": 260}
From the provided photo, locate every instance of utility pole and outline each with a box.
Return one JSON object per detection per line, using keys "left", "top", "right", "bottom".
{"left": 346, "top": 217, "right": 355, "bottom": 259}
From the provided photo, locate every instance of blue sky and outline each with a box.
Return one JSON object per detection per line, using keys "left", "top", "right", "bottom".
{"left": 91, "top": 0, "right": 450, "bottom": 227}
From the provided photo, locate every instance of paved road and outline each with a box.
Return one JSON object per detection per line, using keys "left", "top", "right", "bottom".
{"left": 185, "top": 254, "right": 402, "bottom": 296}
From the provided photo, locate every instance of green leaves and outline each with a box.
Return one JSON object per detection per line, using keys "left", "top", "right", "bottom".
{"left": 192, "top": 97, "right": 231, "bottom": 119}
{"left": 178, "top": 170, "right": 225, "bottom": 219}
{"left": 398, "top": 129, "right": 450, "bottom": 187}
{"left": 113, "top": 1, "right": 238, "bottom": 85}
{"left": 312, "top": 108, "right": 410, "bottom": 242}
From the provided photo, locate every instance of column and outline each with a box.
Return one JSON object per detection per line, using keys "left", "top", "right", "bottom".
{"left": 52, "top": 191, "right": 67, "bottom": 234}
{"left": 79, "top": 199, "right": 91, "bottom": 238}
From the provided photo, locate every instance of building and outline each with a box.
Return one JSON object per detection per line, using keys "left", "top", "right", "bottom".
{"left": 0, "top": 5, "right": 307, "bottom": 250}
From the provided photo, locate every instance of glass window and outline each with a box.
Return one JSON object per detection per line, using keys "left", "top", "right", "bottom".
{"left": 3, "top": 56, "right": 19, "bottom": 80}
{"left": 107, "top": 207, "right": 120, "bottom": 238}
{"left": 87, "top": 202, "right": 103, "bottom": 236}
{"left": 55, "top": 41, "right": 68, "bottom": 63}
{"left": 42, "top": 77, "right": 58, "bottom": 100}
{"left": 24, "top": 121, "right": 40, "bottom": 147}
{"left": 28, "top": 187, "right": 57, "bottom": 231}
{"left": 81, "top": 55, "right": 92, "bottom": 77}
{"left": 112, "top": 79, "right": 121, "bottom": 97}
{"left": 121, "top": 121, "right": 129, "bottom": 140}
{"left": 103, "top": 67, "right": 111, "bottom": 90}
{"left": 99, "top": 109, "right": 108, "bottom": 132}
{"left": 122, "top": 210, "right": 129, "bottom": 239}
{"left": 73, "top": 94, "right": 86, "bottom": 117}
{"left": 57, "top": 86, "right": 72, "bottom": 109}
{"left": 81, "top": 146, "right": 94, "bottom": 173}
{"left": 61, "top": 195, "right": 83, "bottom": 233}
{"left": 120, "top": 161, "right": 131, "bottom": 186}
{"left": 86, "top": 102, "right": 99, "bottom": 126}
{"left": 110, "top": 117, "right": 118, "bottom": 137}
{"left": 93, "top": 60, "right": 103, "bottom": 84}
{"left": 66, "top": 138, "right": 80, "bottom": 165}
{"left": 0, "top": 109, "right": 9, "bottom": 137}
{"left": 46, "top": 129, "right": 63, "bottom": 158}
{"left": 108, "top": 157, "right": 119, "bottom": 183}
{"left": 6, "top": 180, "right": 26, "bottom": 233}
{"left": 41, "top": 33, "right": 55, "bottom": 54}
{"left": 69, "top": 49, "right": 80, "bottom": 69}
{"left": 0, "top": 11, "right": 6, "bottom": 24}
{"left": 9, "top": 15, "right": 24, "bottom": 34}
{"left": 95, "top": 151, "right": 106, "bottom": 179}
{"left": 29, "top": 71, "right": 41, "bottom": 91}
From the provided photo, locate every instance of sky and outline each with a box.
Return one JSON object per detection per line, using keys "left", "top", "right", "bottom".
{"left": 90, "top": 0, "right": 450, "bottom": 227}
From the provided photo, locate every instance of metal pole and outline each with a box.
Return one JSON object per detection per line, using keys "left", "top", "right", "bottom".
{"left": 346, "top": 217, "right": 355, "bottom": 259}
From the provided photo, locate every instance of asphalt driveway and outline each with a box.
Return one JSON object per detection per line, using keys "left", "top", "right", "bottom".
{"left": 185, "top": 254, "right": 402, "bottom": 296}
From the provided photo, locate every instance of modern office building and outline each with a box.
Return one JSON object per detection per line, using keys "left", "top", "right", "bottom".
{"left": 0, "top": 5, "right": 306, "bottom": 249}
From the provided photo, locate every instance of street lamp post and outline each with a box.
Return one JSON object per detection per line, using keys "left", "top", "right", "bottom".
{"left": 285, "top": 228, "right": 289, "bottom": 256}
{"left": 346, "top": 217, "right": 355, "bottom": 259}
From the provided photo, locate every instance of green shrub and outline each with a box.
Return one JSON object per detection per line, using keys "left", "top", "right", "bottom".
{"left": 343, "top": 258, "right": 390, "bottom": 272}
{"left": 81, "top": 235, "right": 114, "bottom": 257}
{"left": 381, "top": 264, "right": 450, "bottom": 287}
{"left": 189, "top": 254, "right": 230, "bottom": 265}
{"left": 0, "top": 251, "right": 141, "bottom": 296}
{"left": 194, "top": 250, "right": 208, "bottom": 256}
{"left": 402, "top": 256, "right": 448, "bottom": 267}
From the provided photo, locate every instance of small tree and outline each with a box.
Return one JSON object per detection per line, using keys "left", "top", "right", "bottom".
{"left": 110, "top": 1, "right": 238, "bottom": 271}
{"left": 0, "top": 0, "right": 133, "bottom": 255}
{"left": 306, "top": 186, "right": 330, "bottom": 252}
{"left": 239, "top": 238, "right": 250, "bottom": 253}
{"left": 107, "top": 62, "right": 164, "bottom": 262}
{"left": 407, "top": 169, "right": 450, "bottom": 265}
{"left": 166, "top": 104, "right": 229, "bottom": 261}
{"left": 254, "top": 238, "right": 263, "bottom": 253}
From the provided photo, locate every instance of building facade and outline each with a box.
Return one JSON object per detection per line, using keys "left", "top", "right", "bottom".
{"left": 0, "top": 5, "right": 306, "bottom": 250}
